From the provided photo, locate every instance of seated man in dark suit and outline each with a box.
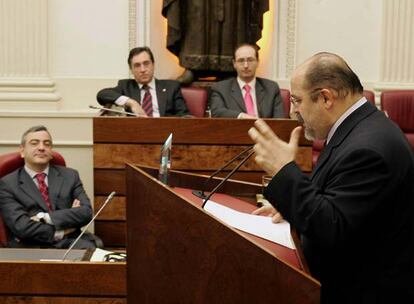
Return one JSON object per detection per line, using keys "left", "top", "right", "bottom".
{"left": 97, "top": 46, "right": 189, "bottom": 117}
{"left": 0, "top": 125, "right": 99, "bottom": 248}
{"left": 210, "top": 43, "right": 284, "bottom": 118}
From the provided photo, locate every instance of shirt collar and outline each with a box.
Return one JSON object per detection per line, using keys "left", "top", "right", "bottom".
{"left": 237, "top": 77, "right": 256, "bottom": 91}
{"left": 138, "top": 78, "right": 156, "bottom": 90}
{"left": 326, "top": 97, "right": 367, "bottom": 144}
{"left": 24, "top": 165, "right": 50, "bottom": 179}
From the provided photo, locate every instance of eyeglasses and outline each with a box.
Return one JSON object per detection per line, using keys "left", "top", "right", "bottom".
{"left": 235, "top": 57, "right": 257, "bottom": 65}
{"left": 290, "top": 96, "right": 303, "bottom": 107}
{"left": 290, "top": 88, "right": 323, "bottom": 107}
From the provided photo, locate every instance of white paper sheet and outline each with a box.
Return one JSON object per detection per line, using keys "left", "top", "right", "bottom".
{"left": 90, "top": 248, "right": 114, "bottom": 262}
{"left": 204, "top": 200, "right": 295, "bottom": 249}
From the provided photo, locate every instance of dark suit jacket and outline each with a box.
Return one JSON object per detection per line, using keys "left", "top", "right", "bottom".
{"left": 265, "top": 102, "right": 414, "bottom": 303}
{"left": 210, "top": 77, "right": 284, "bottom": 118}
{"left": 0, "top": 165, "right": 93, "bottom": 248}
{"left": 96, "top": 78, "right": 189, "bottom": 116}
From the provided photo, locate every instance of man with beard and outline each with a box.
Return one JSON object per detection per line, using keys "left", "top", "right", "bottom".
{"left": 249, "top": 52, "right": 414, "bottom": 303}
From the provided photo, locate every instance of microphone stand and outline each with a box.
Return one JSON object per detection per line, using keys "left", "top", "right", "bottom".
{"left": 192, "top": 146, "right": 253, "bottom": 199}
{"left": 201, "top": 151, "right": 255, "bottom": 209}
{"left": 62, "top": 191, "right": 116, "bottom": 261}
{"left": 89, "top": 105, "right": 146, "bottom": 117}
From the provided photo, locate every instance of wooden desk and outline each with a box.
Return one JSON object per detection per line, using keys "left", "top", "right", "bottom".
{"left": 93, "top": 117, "right": 312, "bottom": 247}
{"left": 0, "top": 248, "right": 126, "bottom": 304}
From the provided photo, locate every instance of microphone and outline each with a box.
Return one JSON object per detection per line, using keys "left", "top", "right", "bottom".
{"left": 201, "top": 150, "right": 255, "bottom": 209}
{"left": 192, "top": 146, "right": 253, "bottom": 199}
{"left": 89, "top": 105, "right": 146, "bottom": 117}
{"left": 62, "top": 191, "right": 116, "bottom": 261}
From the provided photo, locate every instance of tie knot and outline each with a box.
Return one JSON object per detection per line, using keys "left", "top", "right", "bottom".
{"left": 244, "top": 84, "right": 251, "bottom": 92}
{"left": 35, "top": 173, "right": 46, "bottom": 183}
{"left": 142, "top": 84, "right": 150, "bottom": 92}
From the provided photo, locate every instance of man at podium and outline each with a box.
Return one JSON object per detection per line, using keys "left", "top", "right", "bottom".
{"left": 249, "top": 52, "right": 414, "bottom": 303}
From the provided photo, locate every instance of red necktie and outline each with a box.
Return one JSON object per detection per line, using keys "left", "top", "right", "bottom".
{"left": 35, "top": 173, "right": 53, "bottom": 211}
{"left": 141, "top": 85, "right": 153, "bottom": 117}
{"left": 243, "top": 84, "right": 255, "bottom": 116}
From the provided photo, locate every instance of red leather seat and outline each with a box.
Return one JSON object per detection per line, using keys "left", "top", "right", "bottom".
{"left": 280, "top": 89, "right": 291, "bottom": 118}
{"left": 0, "top": 151, "right": 66, "bottom": 247}
{"left": 181, "top": 86, "right": 208, "bottom": 117}
{"left": 312, "top": 90, "right": 377, "bottom": 168}
{"left": 381, "top": 90, "right": 414, "bottom": 151}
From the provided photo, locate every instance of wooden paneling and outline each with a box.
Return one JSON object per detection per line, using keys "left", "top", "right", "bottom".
{"left": 0, "top": 261, "right": 125, "bottom": 299}
{"left": 93, "top": 117, "right": 309, "bottom": 145}
{"left": 0, "top": 297, "right": 126, "bottom": 304}
{"left": 95, "top": 196, "right": 125, "bottom": 220}
{"left": 93, "top": 118, "right": 312, "bottom": 248}
{"left": 95, "top": 221, "right": 126, "bottom": 247}
{"left": 94, "top": 144, "right": 312, "bottom": 172}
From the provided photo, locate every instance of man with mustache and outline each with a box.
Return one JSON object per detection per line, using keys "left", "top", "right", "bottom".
{"left": 249, "top": 52, "right": 414, "bottom": 303}
{"left": 97, "top": 46, "right": 189, "bottom": 117}
{"left": 210, "top": 43, "right": 285, "bottom": 118}
{"left": 0, "top": 125, "right": 99, "bottom": 248}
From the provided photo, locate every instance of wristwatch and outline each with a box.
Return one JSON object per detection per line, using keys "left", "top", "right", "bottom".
{"left": 36, "top": 212, "right": 46, "bottom": 223}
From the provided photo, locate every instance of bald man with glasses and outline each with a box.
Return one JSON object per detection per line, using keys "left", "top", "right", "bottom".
{"left": 210, "top": 43, "right": 284, "bottom": 119}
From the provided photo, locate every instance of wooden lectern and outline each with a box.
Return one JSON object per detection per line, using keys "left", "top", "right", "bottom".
{"left": 94, "top": 117, "right": 312, "bottom": 248}
{"left": 126, "top": 165, "right": 320, "bottom": 303}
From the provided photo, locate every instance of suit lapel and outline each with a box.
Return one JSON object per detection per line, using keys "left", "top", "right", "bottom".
{"left": 155, "top": 79, "right": 167, "bottom": 116}
{"left": 310, "top": 102, "right": 378, "bottom": 179}
{"left": 48, "top": 166, "right": 63, "bottom": 210}
{"left": 230, "top": 79, "right": 245, "bottom": 111}
{"left": 255, "top": 79, "right": 265, "bottom": 117}
{"left": 18, "top": 169, "right": 49, "bottom": 212}
{"left": 130, "top": 80, "right": 141, "bottom": 103}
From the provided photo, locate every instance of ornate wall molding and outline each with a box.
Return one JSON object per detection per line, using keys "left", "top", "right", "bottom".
{"left": 379, "top": 0, "right": 414, "bottom": 87}
{"left": 131, "top": 0, "right": 151, "bottom": 47}
{"left": 128, "top": 0, "right": 137, "bottom": 50}
{"left": 0, "top": 0, "right": 59, "bottom": 102}
{"left": 285, "top": 0, "right": 297, "bottom": 79}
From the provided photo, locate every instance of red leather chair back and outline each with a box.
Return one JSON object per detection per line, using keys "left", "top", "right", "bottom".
{"left": 181, "top": 86, "right": 208, "bottom": 117}
{"left": 363, "top": 90, "right": 376, "bottom": 105}
{"left": 381, "top": 90, "right": 414, "bottom": 150}
{"left": 280, "top": 89, "right": 291, "bottom": 118}
{"left": 0, "top": 151, "right": 66, "bottom": 247}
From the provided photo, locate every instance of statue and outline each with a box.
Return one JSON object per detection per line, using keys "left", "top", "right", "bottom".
{"left": 162, "top": 0, "right": 269, "bottom": 83}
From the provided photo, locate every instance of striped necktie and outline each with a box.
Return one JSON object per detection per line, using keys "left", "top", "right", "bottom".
{"left": 35, "top": 173, "right": 53, "bottom": 211}
{"left": 141, "top": 85, "right": 153, "bottom": 117}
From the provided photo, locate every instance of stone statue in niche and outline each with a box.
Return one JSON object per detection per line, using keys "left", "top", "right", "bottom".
{"left": 162, "top": 0, "right": 269, "bottom": 84}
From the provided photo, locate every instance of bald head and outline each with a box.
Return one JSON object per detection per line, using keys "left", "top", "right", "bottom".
{"left": 295, "top": 52, "right": 363, "bottom": 101}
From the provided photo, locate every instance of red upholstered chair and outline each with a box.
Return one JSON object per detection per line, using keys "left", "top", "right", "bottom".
{"left": 181, "top": 86, "right": 208, "bottom": 117}
{"left": 280, "top": 89, "right": 291, "bottom": 118}
{"left": 363, "top": 90, "right": 376, "bottom": 105}
{"left": 381, "top": 90, "right": 414, "bottom": 151}
{"left": 0, "top": 151, "right": 66, "bottom": 247}
{"left": 312, "top": 90, "right": 377, "bottom": 168}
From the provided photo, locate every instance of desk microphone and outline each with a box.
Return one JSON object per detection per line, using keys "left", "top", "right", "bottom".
{"left": 62, "top": 191, "right": 116, "bottom": 261}
{"left": 89, "top": 105, "right": 146, "bottom": 117}
{"left": 192, "top": 146, "right": 253, "bottom": 200}
{"left": 201, "top": 150, "right": 255, "bottom": 209}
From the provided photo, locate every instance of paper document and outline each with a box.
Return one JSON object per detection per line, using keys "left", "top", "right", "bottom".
{"left": 204, "top": 200, "right": 295, "bottom": 249}
{"left": 90, "top": 248, "right": 114, "bottom": 262}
